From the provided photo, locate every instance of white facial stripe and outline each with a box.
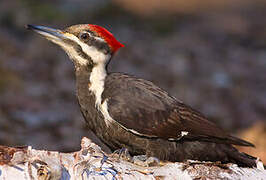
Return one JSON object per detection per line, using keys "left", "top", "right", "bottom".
{"left": 49, "top": 38, "right": 88, "bottom": 66}
{"left": 35, "top": 30, "right": 88, "bottom": 66}
{"left": 38, "top": 29, "right": 157, "bottom": 140}
{"left": 64, "top": 46, "right": 88, "bottom": 66}
{"left": 47, "top": 33, "right": 109, "bottom": 67}
{"left": 94, "top": 36, "right": 105, "bottom": 42}
{"left": 52, "top": 33, "right": 110, "bottom": 111}
{"left": 82, "top": 31, "right": 105, "bottom": 43}
{"left": 64, "top": 33, "right": 110, "bottom": 64}
{"left": 63, "top": 34, "right": 111, "bottom": 112}
{"left": 44, "top": 31, "right": 114, "bottom": 133}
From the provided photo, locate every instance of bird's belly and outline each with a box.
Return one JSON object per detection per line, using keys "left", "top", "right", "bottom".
{"left": 93, "top": 120, "right": 184, "bottom": 161}
{"left": 97, "top": 121, "right": 148, "bottom": 155}
{"left": 81, "top": 108, "right": 233, "bottom": 163}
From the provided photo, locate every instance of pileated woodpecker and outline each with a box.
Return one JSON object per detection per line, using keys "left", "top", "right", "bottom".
{"left": 27, "top": 24, "right": 258, "bottom": 167}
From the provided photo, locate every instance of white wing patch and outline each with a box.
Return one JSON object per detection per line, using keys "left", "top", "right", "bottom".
{"left": 168, "top": 131, "right": 189, "bottom": 141}
{"left": 181, "top": 131, "right": 189, "bottom": 136}
{"left": 256, "top": 158, "right": 265, "bottom": 170}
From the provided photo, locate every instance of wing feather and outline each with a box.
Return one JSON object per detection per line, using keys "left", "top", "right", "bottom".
{"left": 102, "top": 73, "right": 253, "bottom": 147}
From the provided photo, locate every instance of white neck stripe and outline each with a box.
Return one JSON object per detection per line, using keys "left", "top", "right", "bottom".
{"left": 59, "top": 33, "right": 110, "bottom": 108}
{"left": 89, "top": 63, "right": 107, "bottom": 108}
{"left": 51, "top": 33, "right": 112, "bottom": 124}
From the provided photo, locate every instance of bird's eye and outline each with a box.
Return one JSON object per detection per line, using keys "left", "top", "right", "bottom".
{"left": 80, "top": 33, "right": 89, "bottom": 40}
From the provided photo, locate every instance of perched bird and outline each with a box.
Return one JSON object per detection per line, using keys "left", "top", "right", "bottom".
{"left": 27, "top": 24, "right": 258, "bottom": 167}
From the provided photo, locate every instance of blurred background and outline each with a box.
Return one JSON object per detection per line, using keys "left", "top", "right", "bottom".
{"left": 0, "top": 0, "right": 265, "bottom": 163}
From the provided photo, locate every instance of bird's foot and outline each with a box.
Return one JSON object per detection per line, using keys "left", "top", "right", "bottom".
{"left": 111, "top": 148, "right": 132, "bottom": 161}
{"left": 111, "top": 149, "right": 160, "bottom": 167}
{"left": 131, "top": 155, "right": 160, "bottom": 167}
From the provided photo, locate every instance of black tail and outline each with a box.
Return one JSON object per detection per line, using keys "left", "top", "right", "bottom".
{"left": 227, "top": 135, "right": 255, "bottom": 147}
{"left": 224, "top": 145, "right": 258, "bottom": 168}
{"left": 230, "top": 151, "right": 256, "bottom": 167}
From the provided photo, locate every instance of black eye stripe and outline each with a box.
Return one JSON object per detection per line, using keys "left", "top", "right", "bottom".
{"left": 78, "top": 35, "right": 111, "bottom": 54}
{"left": 89, "top": 39, "right": 111, "bottom": 54}
{"left": 64, "top": 34, "right": 111, "bottom": 55}
{"left": 79, "top": 31, "right": 99, "bottom": 40}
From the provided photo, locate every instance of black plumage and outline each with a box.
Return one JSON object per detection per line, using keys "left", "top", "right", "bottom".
{"left": 100, "top": 73, "right": 256, "bottom": 167}
{"left": 27, "top": 24, "right": 260, "bottom": 168}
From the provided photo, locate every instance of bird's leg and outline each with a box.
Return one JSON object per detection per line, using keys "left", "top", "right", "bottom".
{"left": 131, "top": 155, "right": 160, "bottom": 167}
{"left": 111, "top": 148, "right": 132, "bottom": 161}
{"left": 111, "top": 148, "right": 160, "bottom": 167}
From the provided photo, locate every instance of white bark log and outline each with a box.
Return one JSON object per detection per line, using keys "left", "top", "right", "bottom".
{"left": 0, "top": 137, "right": 265, "bottom": 180}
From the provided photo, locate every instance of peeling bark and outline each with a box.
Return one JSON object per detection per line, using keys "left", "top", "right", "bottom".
{"left": 0, "top": 137, "right": 265, "bottom": 180}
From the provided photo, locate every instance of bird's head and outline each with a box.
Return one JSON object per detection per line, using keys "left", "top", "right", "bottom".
{"left": 26, "top": 24, "right": 124, "bottom": 68}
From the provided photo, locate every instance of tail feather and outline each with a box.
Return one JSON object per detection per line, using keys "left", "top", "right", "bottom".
{"left": 230, "top": 152, "right": 257, "bottom": 167}
{"left": 227, "top": 135, "right": 255, "bottom": 147}
{"left": 224, "top": 145, "right": 257, "bottom": 167}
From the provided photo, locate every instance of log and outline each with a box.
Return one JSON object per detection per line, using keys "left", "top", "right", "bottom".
{"left": 0, "top": 137, "right": 265, "bottom": 180}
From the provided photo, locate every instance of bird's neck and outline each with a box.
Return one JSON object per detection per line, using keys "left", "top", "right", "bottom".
{"left": 88, "top": 63, "right": 107, "bottom": 107}
{"left": 74, "top": 57, "right": 109, "bottom": 110}
{"left": 75, "top": 64, "right": 93, "bottom": 93}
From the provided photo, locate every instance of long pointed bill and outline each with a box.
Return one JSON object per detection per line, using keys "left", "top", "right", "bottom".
{"left": 26, "top": 24, "right": 111, "bottom": 66}
{"left": 26, "top": 24, "right": 67, "bottom": 41}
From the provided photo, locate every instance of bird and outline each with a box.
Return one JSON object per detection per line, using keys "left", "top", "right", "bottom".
{"left": 27, "top": 24, "right": 259, "bottom": 167}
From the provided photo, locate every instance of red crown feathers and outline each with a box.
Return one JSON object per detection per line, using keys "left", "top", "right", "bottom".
{"left": 88, "top": 24, "right": 124, "bottom": 53}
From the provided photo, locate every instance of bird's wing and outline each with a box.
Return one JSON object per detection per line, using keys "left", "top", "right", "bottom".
{"left": 102, "top": 73, "right": 253, "bottom": 146}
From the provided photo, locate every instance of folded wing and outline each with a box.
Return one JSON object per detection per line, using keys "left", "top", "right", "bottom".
{"left": 102, "top": 73, "right": 253, "bottom": 147}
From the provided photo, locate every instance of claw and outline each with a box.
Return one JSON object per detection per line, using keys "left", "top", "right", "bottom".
{"left": 132, "top": 155, "right": 160, "bottom": 167}
{"left": 111, "top": 148, "right": 132, "bottom": 161}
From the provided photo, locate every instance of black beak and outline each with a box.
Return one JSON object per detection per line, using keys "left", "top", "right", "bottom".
{"left": 26, "top": 24, "right": 66, "bottom": 40}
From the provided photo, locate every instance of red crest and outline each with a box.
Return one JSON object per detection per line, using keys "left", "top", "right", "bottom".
{"left": 89, "top": 24, "right": 124, "bottom": 53}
